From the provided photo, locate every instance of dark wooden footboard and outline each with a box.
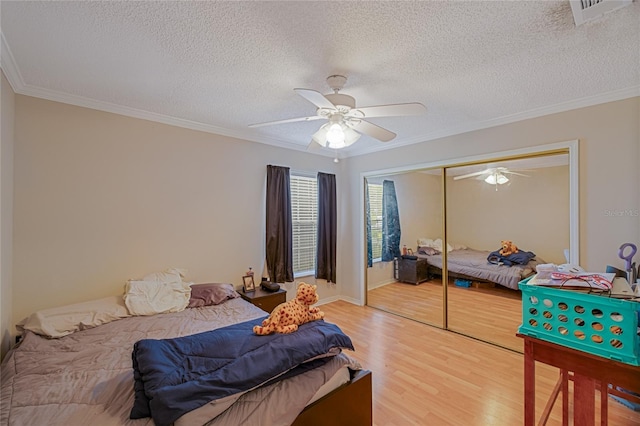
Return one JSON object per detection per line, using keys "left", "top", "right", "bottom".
{"left": 291, "top": 369, "right": 372, "bottom": 426}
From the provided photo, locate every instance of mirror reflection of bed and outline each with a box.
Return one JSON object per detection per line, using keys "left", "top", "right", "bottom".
{"left": 366, "top": 153, "right": 570, "bottom": 352}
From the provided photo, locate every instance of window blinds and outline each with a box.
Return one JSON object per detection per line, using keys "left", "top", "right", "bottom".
{"left": 368, "top": 183, "right": 383, "bottom": 260}
{"left": 290, "top": 175, "right": 318, "bottom": 275}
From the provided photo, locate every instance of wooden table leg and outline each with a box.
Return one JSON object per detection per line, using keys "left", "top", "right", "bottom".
{"left": 600, "top": 380, "right": 608, "bottom": 426}
{"left": 573, "top": 373, "right": 595, "bottom": 426}
{"left": 562, "top": 370, "right": 569, "bottom": 426}
{"left": 517, "top": 334, "right": 640, "bottom": 426}
{"left": 539, "top": 373, "right": 563, "bottom": 426}
{"left": 524, "top": 339, "right": 536, "bottom": 426}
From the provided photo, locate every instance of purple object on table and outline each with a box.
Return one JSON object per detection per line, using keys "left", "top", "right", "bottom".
{"left": 618, "top": 243, "right": 637, "bottom": 271}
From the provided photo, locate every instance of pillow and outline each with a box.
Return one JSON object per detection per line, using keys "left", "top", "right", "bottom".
{"left": 451, "top": 242, "right": 467, "bottom": 250}
{"left": 432, "top": 238, "right": 454, "bottom": 253}
{"left": 417, "top": 238, "right": 444, "bottom": 251}
{"left": 188, "top": 283, "right": 239, "bottom": 308}
{"left": 142, "top": 267, "right": 187, "bottom": 283}
{"left": 16, "top": 296, "right": 131, "bottom": 338}
{"left": 124, "top": 280, "right": 191, "bottom": 316}
{"left": 418, "top": 246, "right": 440, "bottom": 256}
{"left": 417, "top": 238, "right": 433, "bottom": 247}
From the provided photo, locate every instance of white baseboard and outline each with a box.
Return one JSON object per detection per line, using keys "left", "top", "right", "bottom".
{"left": 317, "top": 295, "right": 365, "bottom": 307}
{"left": 366, "top": 279, "right": 396, "bottom": 291}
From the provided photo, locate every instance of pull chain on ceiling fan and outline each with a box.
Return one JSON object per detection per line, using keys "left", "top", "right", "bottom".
{"left": 248, "top": 75, "right": 427, "bottom": 149}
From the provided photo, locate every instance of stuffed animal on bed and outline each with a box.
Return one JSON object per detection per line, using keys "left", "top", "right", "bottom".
{"left": 253, "top": 282, "right": 324, "bottom": 335}
{"left": 499, "top": 240, "right": 519, "bottom": 256}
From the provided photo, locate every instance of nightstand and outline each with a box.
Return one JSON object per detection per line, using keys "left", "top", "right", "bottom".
{"left": 394, "top": 256, "right": 430, "bottom": 284}
{"left": 240, "top": 287, "right": 286, "bottom": 313}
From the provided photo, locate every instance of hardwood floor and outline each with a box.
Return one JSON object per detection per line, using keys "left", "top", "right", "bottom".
{"left": 368, "top": 280, "right": 444, "bottom": 325}
{"left": 367, "top": 278, "right": 523, "bottom": 351}
{"left": 321, "top": 300, "right": 640, "bottom": 426}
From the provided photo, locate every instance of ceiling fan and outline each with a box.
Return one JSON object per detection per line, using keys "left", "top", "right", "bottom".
{"left": 453, "top": 167, "right": 531, "bottom": 186}
{"left": 248, "top": 75, "right": 426, "bottom": 149}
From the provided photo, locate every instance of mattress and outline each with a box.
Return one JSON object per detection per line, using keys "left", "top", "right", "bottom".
{"left": 177, "top": 362, "right": 352, "bottom": 425}
{"left": 419, "top": 248, "right": 542, "bottom": 290}
{"left": 0, "top": 297, "right": 361, "bottom": 426}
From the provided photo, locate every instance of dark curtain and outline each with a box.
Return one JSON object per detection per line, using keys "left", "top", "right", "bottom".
{"left": 365, "top": 179, "right": 373, "bottom": 267}
{"left": 381, "top": 180, "right": 401, "bottom": 261}
{"left": 265, "top": 165, "right": 293, "bottom": 283}
{"left": 316, "top": 172, "right": 337, "bottom": 283}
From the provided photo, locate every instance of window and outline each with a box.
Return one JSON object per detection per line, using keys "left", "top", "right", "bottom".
{"left": 291, "top": 174, "right": 317, "bottom": 276}
{"left": 368, "top": 183, "right": 383, "bottom": 261}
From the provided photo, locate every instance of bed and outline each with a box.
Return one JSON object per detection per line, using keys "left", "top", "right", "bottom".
{"left": 417, "top": 247, "right": 543, "bottom": 290}
{"left": 0, "top": 290, "right": 372, "bottom": 425}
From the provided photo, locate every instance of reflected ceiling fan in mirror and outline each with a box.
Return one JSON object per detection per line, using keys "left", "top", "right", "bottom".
{"left": 248, "top": 75, "right": 427, "bottom": 150}
{"left": 453, "top": 167, "right": 530, "bottom": 190}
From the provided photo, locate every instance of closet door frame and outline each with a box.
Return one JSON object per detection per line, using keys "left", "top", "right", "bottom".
{"left": 360, "top": 140, "right": 579, "bottom": 336}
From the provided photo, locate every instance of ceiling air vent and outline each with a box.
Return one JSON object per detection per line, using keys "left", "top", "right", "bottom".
{"left": 570, "top": 0, "right": 633, "bottom": 26}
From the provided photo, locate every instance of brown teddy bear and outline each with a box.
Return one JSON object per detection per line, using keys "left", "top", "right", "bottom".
{"left": 499, "top": 240, "right": 519, "bottom": 256}
{"left": 253, "top": 282, "right": 324, "bottom": 335}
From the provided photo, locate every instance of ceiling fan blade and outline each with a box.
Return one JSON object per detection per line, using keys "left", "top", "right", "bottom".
{"left": 352, "top": 103, "right": 426, "bottom": 118}
{"left": 453, "top": 170, "right": 489, "bottom": 180}
{"left": 248, "top": 115, "right": 324, "bottom": 128}
{"left": 294, "top": 88, "right": 336, "bottom": 110}
{"left": 504, "top": 171, "right": 530, "bottom": 177}
{"left": 351, "top": 120, "right": 396, "bottom": 142}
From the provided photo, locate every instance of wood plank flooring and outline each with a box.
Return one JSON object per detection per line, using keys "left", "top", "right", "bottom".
{"left": 321, "top": 300, "right": 640, "bottom": 426}
{"left": 367, "top": 278, "right": 523, "bottom": 351}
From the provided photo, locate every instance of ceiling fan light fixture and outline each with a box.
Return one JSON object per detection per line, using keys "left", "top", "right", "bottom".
{"left": 326, "top": 122, "right": 345, "bottom": 146}
{"left": 312, "top": 118, "right": 360, "bottom": 149}
{"left": 484, "top": 172, "right": 509, "bottom": 185}
{"left": 252, "top": 75, "right": 425, "bottom": 152}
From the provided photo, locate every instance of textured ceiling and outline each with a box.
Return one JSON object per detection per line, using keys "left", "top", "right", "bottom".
{"left": 1, "top": 1, "right": 639, "bottom": 158}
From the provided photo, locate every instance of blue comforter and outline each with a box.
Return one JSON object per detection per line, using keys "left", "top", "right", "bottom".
{"left": 487, "top": 249, "right": 536, "bottom": 266}
{"left": 130, "top": 316, "right": 354, "bottom": 426}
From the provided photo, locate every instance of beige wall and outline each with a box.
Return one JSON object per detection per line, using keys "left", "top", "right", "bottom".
{"left": 1, "top": 71, "right": 15, "bottom": 360}
{"left": 447, "top": 165, "right": 570, "bottom": 264}
{"left": 366, "top": 260, "right": 394, "bottom": 290}
{"left": 5, "top": 91, "right": 639, "bottom": 348}
{"left": 11, "top": 95, "right": 341, "bottom": 333}
{"left": 396, "top": 172, "right": 442, "bottom": 250}
{"left": 341, "top": 97, "right": 640, "bottom": 301}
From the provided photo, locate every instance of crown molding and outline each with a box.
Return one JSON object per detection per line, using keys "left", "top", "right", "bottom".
{"left": 0, "top": 29, "right": 334, "bottom": 158}
{"left": 24, "top": 81, "right": 334, "bottom": 152}
{"left": 0, "top": 31, "right": 25, "bottom": 91}
{"left": 346, "top": 86, "right": 640, "bottom": 157}
{"left": 2, "top": 25, "right": 637, "bottom": 161}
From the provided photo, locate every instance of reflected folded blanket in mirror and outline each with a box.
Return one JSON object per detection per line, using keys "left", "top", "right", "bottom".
{"left": 131, "top": 317, "right": 354, "bottom": 426}
{"left": 487, "top": 249, "right": 536, "bottom": 266}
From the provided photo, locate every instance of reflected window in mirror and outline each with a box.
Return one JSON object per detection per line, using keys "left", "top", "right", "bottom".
{"left": 368, "top": 183, "right": 383, "bottom": 261}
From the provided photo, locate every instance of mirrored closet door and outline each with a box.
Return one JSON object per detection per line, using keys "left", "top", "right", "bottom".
{"left": 364, "top": 144, "right": 577, "bottom": 353}
{"left": 444, "top": 154, "right": 570, "bottom": 351}
{"left": 365, "top": 168, "right": 443, "bottom": 328}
